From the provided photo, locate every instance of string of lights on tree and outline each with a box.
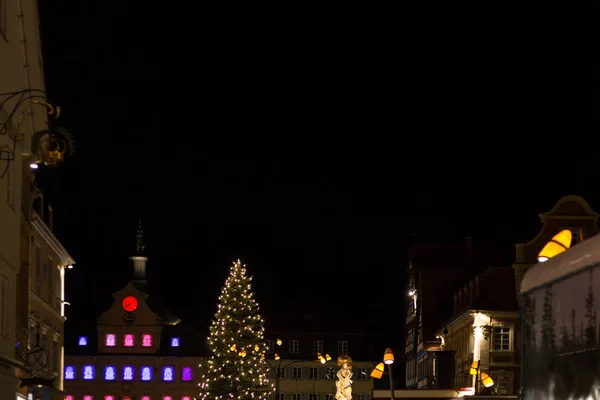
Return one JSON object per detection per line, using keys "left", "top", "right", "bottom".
{"left": 198, "top": 260, "right": 273, "bottom": 400}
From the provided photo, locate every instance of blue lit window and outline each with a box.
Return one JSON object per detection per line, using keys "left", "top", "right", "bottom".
{"left": 64, "top": 366, "right": 75, "bottom": 380}
{"left": 162, "top": 366, "right": 174, "bottom": 381}
{"left": 170, "top": 337, "right": 180, "bottom": 347}
{"left": 123, "top": 365, "right": 134, "bottom": 381}
{"left": 82, "top": 365, "right": 95, "bottom": 380}
{"left": 78, "top": 336, "right": 88, "bottom": 346}
{"left": 104, "top": 365, "right": 116, "bottom": 380}
{"left": 140, "top": 366, "right": 153, "bottom": 381}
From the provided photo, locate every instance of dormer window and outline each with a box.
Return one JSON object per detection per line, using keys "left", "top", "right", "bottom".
{"left": 78, "top": 336, "right": 88, "bottom": 346}
{"left": 170, "top": 337, "right": 180, "bottom": 347}
{"left": 182, "top": 366, "right": 193, "bottom": 381}
{"left": 124, "top": 334, "right": 135, "bottom": 347}
{"left": 105, "top": 334, "right": 116, "bottom": 347}
{"left": 104, "top": 366, "right": 116, "bottom": 381}
{"left": 142, "top": 334, "right": 153, "bottom": 347}
{"left": 123, "top": 365, "right": 134, "bottom": 380}
{"left": 83, "top": 365, "right": 95, "bottom": 380}
{"left": 141, "top": 366, "right": 153, "bottom": 381}
{"left": 162, "top": 366, "right": 174, "bottom": 381}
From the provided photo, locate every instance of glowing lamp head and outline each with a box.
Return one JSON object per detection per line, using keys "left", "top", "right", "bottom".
{"left": 325, "top": 353, "right": 332, "bottom": 361}
{"left": 230, "top": 344, "right": 236, "bottom": 351}
{"left": 538, "top": 230, "right": 572, "bottom": 262}
{"left": 274, "top": 353, "right": 280, "bottom": 360}
{"left": 238, "top": 349, "right": 246, "bottom": 357}
{"left": 371, "top": 362, "right": 385, "bottom": 379}
{"left": 254, "top": 344, "right": 259, "bottom": 351}
{"left": 469, "top": 360, "right": 480, "bottom": 376}
{"left": 480, "top": 372, "right": 494, "bottom": 387}
{"left": 276, "top": 338, "right": 282, "bottom": 346}
{"left": 383, "top": 348, "right": 394, "bottom": 365}
{"left": 30, "top": 163, "right": 39, "bottom": 169}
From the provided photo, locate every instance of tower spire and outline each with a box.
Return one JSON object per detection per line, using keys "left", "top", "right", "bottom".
{"left": 130, "top": 220, "right": 148, "bottom": 280}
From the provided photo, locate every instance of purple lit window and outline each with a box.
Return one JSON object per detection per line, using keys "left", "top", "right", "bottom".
{"left": 83, "top": 365, "right": 95, "bottom": 380}
{"left": 181, "top": 366, "right": 192, "bottom": 381}
{"left": 140, "top": 366, "right": 152, "bottom": 381}
{"left": 123, "top": 365, "right": 134, "bottom": 381}
{"left": 78, "top": 336, "right": 88, "bottom": 346}
{"left": 105, "top": 333, "right": 116, "bottom": 347}
{"left": 170, "top": 337, "right": 180, "bottom": 347}
{"left": 83, "top": 396, "right": 93, "bottom": 400}
{"left": 182, "top": 397, "right": 192, "bottom": 400}
{"left": 141, "top": 396, "right": 151, "bottom": 400}
{"left": 64, "top": 366, "right": 75, "bottom": 380}
{"left": 162, "top": 366, "right": 174, "bottom": 381}
{"left": 104, "top": 366, "right": 116, "bottom": 381}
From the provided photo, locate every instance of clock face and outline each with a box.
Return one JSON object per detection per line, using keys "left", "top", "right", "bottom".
{"left": 122, "top": 296, "right": 138, "bottom": 312}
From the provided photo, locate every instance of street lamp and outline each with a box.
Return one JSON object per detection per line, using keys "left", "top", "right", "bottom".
{"left": 370, "top": 348, "right": 396, "bottom": 400}
{"left": 469, "top": 360, "right": 494, "bottom": 395}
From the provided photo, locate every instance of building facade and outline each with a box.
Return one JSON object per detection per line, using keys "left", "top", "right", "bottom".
{"left": 512, "top": 195, "right": 600, "bottom": 295}
{"left": 437, "top": 267, "right": 519, "bottom": 396}
{"left": 0, "top": 0, "right": 52, "bottom": 398}
{"left": 265, "top": 315, "right": 375, "bottom": 400}
{"left": 64, "top": 228, "right": 203, "bottom": 400}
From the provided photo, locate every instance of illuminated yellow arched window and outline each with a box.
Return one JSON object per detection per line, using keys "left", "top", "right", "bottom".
{"left": 538, "top": 230, "right": 572, "bottom": 262}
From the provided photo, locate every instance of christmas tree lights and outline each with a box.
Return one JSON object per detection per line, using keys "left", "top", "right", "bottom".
{"left": 199, "top": 260, "right": 273, "bottom": 399}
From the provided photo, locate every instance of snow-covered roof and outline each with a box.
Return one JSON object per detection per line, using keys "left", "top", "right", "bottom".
{"left": 521, "top": 232, "right": 600, "bottom": 294}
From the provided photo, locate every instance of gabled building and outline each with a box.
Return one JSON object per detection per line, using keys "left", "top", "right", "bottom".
{"left": 63, "top": 225, "right": 203, "bottom": 400}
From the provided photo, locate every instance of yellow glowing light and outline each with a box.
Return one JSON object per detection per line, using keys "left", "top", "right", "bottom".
{"left": 274, "top": 353, "right": 280, "bottom": 360}
{"left": 230, "top": 344, "right": 237, "bottom": 351}
{"left": 538, "top": 229, "right": 572, "bottom": 262}
{"left": 238, "top": 349, "right": 246, "bottom": 357}
{"left": 325, "top": 353, "right": 332, "bottom": 361}
{"left": 481, "top": 372, "right": 494, "bottom": 387}
{"left": 469, "top": 360, "right": 479, "bottom": 376}
{"left": 383, "top": 348, "right": 394, "bottom": 365}
{"left": 254, "top": 344, "right": 259, "bottom": 351}
{"left": 276, "top": 338, "right": 282, "bottom": 346}
{"left": 371, "top": 362, "right": 385, "bottom": 379}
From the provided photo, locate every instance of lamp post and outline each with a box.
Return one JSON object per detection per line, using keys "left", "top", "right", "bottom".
{"left": 370, "top": 348, "right": 396, "bottom": 400}
{"left": 469, "top": 360, "right": 494, "bottom": 395}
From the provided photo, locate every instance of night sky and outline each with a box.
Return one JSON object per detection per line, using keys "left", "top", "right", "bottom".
{"left": 35, "top": 3, "right": 598, "bottom": 355}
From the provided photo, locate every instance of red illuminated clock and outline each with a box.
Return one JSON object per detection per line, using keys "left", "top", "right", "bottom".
{"left": 122, "top": 296, "right": 138, "bottom": 312}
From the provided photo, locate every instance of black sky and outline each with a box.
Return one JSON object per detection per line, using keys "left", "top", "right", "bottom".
{"left": 35, "top": 3, "right": 598, "bottom": 353}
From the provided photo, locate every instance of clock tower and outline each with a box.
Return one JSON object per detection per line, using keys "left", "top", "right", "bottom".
{"left": 130, "top": 220, "right": 148, "bottom": 281}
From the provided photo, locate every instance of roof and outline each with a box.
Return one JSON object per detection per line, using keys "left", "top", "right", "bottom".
{"left": 131, "top": 280, "right": 181, "bottom": 325}
{"left": 521, "top": 232, "right": 600, "bottom": 294}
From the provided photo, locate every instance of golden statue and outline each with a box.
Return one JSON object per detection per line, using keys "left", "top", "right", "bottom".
{"left": 335, "top": 354, "right": 353, "bottom": 400}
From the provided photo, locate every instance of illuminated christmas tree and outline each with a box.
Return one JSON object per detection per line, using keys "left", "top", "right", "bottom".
{"left": 199, "top": 260, "right": 273, "bottom": 400}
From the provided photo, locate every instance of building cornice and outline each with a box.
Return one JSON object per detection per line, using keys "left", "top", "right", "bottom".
{"left": 31, "top": 212, "right": 75, "bottom": 267}
{"left": 30, "top": 292, "right": 66, "bottom": 323}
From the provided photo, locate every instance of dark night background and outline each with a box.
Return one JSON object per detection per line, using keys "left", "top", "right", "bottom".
{"left": 34, "top": 1, "right": 597, "bottom": 371}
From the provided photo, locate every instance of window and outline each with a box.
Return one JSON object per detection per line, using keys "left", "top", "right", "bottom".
{"left": 65, "top": 396, "right": 74, "bottom": 400}
{"left": 104, "top": 396, "right": 115, "bottom": 400}
{"left": 104, "top": 366, "right": 116, "bottom": 380}
{"left": 47, "top": 259, "right": 53, "bottom": 304}
{"left": 313, "top": 340, "right": 323, "bottom": 354}
{"left": 570, "top": 228, "right": 581, "bottom": 244}
{"left": 356, "top": 367, "right": 368, "bottom": 380}
{"left": 355, "top": 395, "right": 367, "bottom": 400}
{"left": 123, "top": 366, "right": 134, "bottom": 380}
{"left": 171, "top": 337, "right": 180, "bottom": 347}
{"left": 308, "top": 394, "right": 318, "bottom": 400}
{"left": 64, "top": 366, "right": 75, "bottom": 379}
{"left": 266, "top": 339, "right": 275, "bottom": 353}
{"left": 491, "top": 372, "right": 512, "bottom": 395}
{"left": 162, "top": 366, "right": 174, "bottom": 381}
{"left": 163, "top": 396, "right": 173, "bottom": 400}
{"left": 124, "top": 334, "right": 135, "bottom": 347}
{"left": 289, "top": 340, "right": 299, "bottom": 354}
{"left": 182, "top": 366, "right": 193, "bottom": 381}
{"left": 274, "top": 394, "right": 285, "bottom": 400}
{"left": 105, "top": 334, "right": 116, "bottom": 347}
{"left": 0, "top": 274, "right": 8, "bottom": 336}
{"left": 141, "top": 396, "right": 151, "bottom": 400}
{"left": 78, "top": 336, "right": 88, "bottom": 346}
{"left": 324, "top": 395, "right": 334, "bottom": 400}
{"left": 83, "top": 365, "right": 95, "bottom": 380}
{"left": 182, "top": 397, "right": 192, "bottom": 400}
{"left": 308, "top": 366, "right": 318, "bottom": 379}
{"left": 338, "top": 341, "right": 348, "bottom": 354}
{"left": 276, "top": 367, "right": 286, "bottom": 379}
{"left": 140, "top": 366, "right": 152, "bottom": 381}
{"left": 292, "top": 394, "right": 301, "bottom": 400}
{"left": 83, "top": 396, "right": 93, "bottom": 400}
{"left": 325, "top": 367, "right": 336, "bottom": 379}
{"left": 292, "top": 366, "right": 302, "bottom": 379}
{"left": 142, "top": 334, "right": 152, "bottom": 347}
{"left": 493, "top": 326, "right": 511, "bottom": 351}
